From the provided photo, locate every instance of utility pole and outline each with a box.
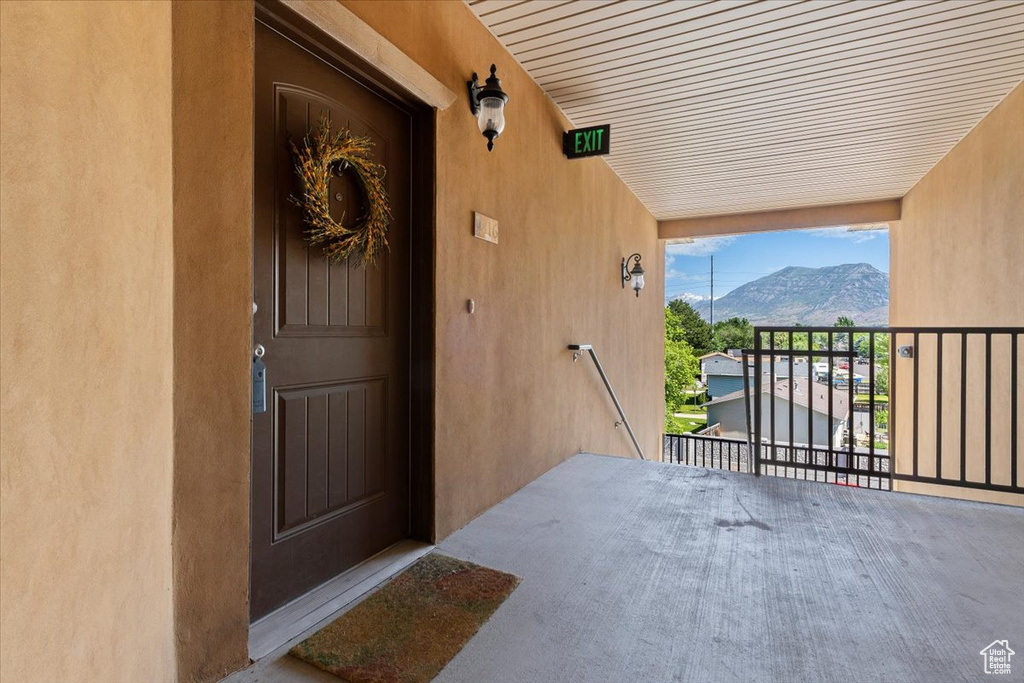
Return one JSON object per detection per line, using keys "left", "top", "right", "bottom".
{"left": 710, "top": 255, "right": 714, "bottom": 328}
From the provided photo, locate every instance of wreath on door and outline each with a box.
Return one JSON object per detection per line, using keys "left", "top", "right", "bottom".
{"left": 289, "top": 116, "right": 391, "bottom": 265}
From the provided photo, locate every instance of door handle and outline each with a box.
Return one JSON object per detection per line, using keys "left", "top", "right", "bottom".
{"left": 253, "top": 344, "right": 267, "bottom": 414}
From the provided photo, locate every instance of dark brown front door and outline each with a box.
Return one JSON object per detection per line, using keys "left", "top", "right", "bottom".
{"left": 251, "top": 22, "right": 411, "bottom": 620}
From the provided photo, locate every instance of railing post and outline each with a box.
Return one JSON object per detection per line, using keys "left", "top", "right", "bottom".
{"left": 753, "top": 335, "right": 763, "bottom": 477}
{"left": 742, "top": 349, "right": 754, "bottom": 474}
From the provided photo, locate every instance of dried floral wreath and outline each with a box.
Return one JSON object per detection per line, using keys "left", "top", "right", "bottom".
{"left": 289, "top": 116, "right": 391, "bottom": 265}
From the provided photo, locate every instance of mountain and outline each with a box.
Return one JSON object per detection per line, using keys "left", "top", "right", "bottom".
{"left": 686, "top": 263, "right": 888, "bottom": 326}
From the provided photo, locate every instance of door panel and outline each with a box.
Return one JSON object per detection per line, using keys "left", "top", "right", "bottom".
{"left": 252, "top": 22, "right": 410, "bottom": 620}
{"left": 274, "top": 87, "right": 388, "bottom": 337}
{"left": 274, "top": 378, "right": 386, "bottom": 537}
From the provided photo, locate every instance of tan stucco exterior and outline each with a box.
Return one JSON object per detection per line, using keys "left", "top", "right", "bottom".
{"left": 890, "top": 83, "right": 1024, "bottom": 506}
{"left": 338, "top": 0, "right": 664, "bottom": 537}
{"left": 0, "top": 2, "right": 176, "bottom": 681}
{"left": 170, "top": 2, "right": 254, "bottom": 680}
{"left": 2, "top": 1, "right": 662, "bottom": 680}
{"left": 891, "top": 83, "right": 1024, "bottom": 327}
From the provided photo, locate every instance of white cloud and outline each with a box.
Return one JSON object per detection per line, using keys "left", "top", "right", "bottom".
{"left": 806, "top": 226, "right": 887, "bottom": 243}
{"left": 666, "top": 235, "right": 737, "bottom": 257}
{"left": 666, "top": 292, "right": 711, "bottom": 303}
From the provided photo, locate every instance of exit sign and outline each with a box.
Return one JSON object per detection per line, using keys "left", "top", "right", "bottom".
{"left": 563, "top": 124, "right": 610, "bottom": 159}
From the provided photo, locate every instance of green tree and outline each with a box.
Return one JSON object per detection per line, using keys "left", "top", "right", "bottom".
{"left": 712, "top": 317, "right": 754, "bottom": 352}
{"left": 873, "top": 332, "right": 890, "bottom": 364}
{"left": 665, "top": 324, "right": 699, "bottom": 415}
{"left": 853, "top": 333, "right": 870, "bottom": 359}
{"left": 833, "top": 316, "right": 855, "bottom": 351}
{"left": 667, "top": 299, "right": 713, "bottom": 354}
{"left": 665, "top": 307, "right": 701, "bottom": 433}
{"left": 665, "top": 307, "right": 685, "bottom": 344}
{"left": 875, "top": 367, "right": 889, "bottom": 395}
{"left": 786, "top": 326, "right": 810, "bottom": 352}
{"left": 873, "top": 333, "right": 890, "bottom": 395}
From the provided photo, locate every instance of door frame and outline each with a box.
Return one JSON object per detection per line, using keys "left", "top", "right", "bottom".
{"left": 254, "top": 0, "right": 436, "bottom": 549}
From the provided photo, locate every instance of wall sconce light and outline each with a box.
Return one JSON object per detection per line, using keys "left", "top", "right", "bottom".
{"left": 468, "top": 64, "right": 509, "bottom": 151}
{"left": 622, "top": 253, "right": 645, "bottom": 297}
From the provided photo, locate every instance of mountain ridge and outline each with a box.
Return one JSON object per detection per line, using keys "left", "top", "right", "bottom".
{"left": 684, "top": 263, "right": 889, "bottom": 326}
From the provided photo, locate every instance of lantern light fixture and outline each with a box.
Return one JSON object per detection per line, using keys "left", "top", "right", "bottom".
{"left": 468, "top": 64, "right": 509, "bottom": 151}
{"left": 622, "top": 253, "right": 645, "bottom": 297}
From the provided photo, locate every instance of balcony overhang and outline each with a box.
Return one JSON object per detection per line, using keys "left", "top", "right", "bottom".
{"left": 467, "top": 1, "right": 1024, "bottom": 220}
{"left": 658, "top": 198, "right": 902, "bottom": 241}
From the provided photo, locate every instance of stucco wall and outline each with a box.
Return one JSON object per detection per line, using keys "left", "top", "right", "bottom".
{"left": 891, "top": 82, "right": 1023, "bottom": 505}
{"left": 171, "top": 2, "right": 254, "bottom": 681}
{"left": 339, "top": 0, "right": 664, "bottom": 538}
{"left": 0, "top": 2, "right": 176, "bottom": 681}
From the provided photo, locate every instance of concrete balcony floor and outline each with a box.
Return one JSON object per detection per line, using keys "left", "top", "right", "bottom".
{"left": 242, "top": 453, "right": 1023, "bottom": 682}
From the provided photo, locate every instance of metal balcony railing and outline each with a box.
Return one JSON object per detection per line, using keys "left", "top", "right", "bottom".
{"left": 665, "top": 326, "right": 1022, "bottom": 497}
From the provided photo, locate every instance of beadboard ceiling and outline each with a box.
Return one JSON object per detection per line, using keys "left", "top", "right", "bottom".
{"left": 466, "top": 0, "right": 1024, "bottom": 220}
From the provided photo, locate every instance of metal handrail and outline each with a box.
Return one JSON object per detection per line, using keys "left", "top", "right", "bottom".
{"left": 568, "top": 344, "right": 646, "bottom": 460}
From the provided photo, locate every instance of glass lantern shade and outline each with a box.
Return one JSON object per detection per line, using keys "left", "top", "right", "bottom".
{"left": 478, "top": 96, "right": 506, "bottom": 137}
{"left": 631, "top": 272, "right": 645, "bottom": 294}
{"left": 630, "top": 262, "right": 646, "bottom": 297}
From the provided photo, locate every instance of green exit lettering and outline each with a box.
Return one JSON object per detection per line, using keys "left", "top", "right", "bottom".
{"left": 574, "top": 129, "right": 605, "bottom": 154}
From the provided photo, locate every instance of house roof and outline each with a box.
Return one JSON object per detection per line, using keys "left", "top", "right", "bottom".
{"left": 704, "top": 377, "right": 850, "bottom": 420}
{"left": 705, "top": 358, "right": 792, "bottom": 378}
{"left": 698, "top": 352, "right": 736, "bottom": 361}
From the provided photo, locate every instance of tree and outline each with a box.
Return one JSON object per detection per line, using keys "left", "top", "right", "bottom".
{"left": 873, "top": 332, "right": 890, "bottom": 365}
{"left": 665, "top": 307, "right": 685, "bottom": 344}
{"left": 833, "top": 316, "right": 856, "bottom": 351}
{"left": 667, "top": 299, "right": 713, "bottom": 354}
{"left": 875, "top": 407, "right": 889, "bottom": 432}
{"left": 665, "top": 336, "right": 699, "bottom": 414}
{"left": 873, "top": 333, "right": 890, "bottom": 395}
{"left": 785, "top": 325, "right": 810, "bottom": 352}
{"left": 712, "top": 317, "right": 754, "bottom": 352}
{"left": 664, "top": 308, "right": 699, "bottom": 415}
{"left": 875, "top": 368, "right": 889, "bottom": 396}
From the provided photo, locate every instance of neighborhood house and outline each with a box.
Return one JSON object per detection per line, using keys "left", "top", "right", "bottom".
{"left": 699, "top": 352, "right": 805, "bottom": 399}
{"left": 704, "top": 377, "right": 849, "bottom": 448}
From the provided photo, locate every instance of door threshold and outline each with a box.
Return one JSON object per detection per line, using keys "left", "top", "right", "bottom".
{"left": 248, "top": 539, "right": 433, "bottom": 661}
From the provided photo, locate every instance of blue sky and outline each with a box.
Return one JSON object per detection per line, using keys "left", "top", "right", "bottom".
{"left": 665, "top": 227, "right": 889, "bottom": 303}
